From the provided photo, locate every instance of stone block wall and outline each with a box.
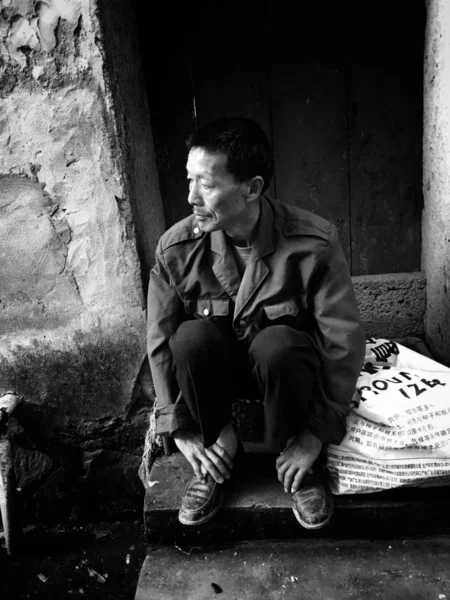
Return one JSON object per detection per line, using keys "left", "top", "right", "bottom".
{"left": 0, "top": 0, "right": 164, "bottom": 522}
{"left": 353, "top": 272, "right": 426, "bottom": 339}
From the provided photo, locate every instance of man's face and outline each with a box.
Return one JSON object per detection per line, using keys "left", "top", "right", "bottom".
{"left": 186, "top": 148, "right": 248, "bottom": 234}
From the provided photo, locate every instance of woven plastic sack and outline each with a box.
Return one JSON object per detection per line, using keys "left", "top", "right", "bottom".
{"left": 327, "top": 338, "right": 450, "bottom": 494}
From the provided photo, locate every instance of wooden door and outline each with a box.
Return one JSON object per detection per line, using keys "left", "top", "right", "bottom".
{"left": 138, "top": 0, "right": 425, "bottom": 275}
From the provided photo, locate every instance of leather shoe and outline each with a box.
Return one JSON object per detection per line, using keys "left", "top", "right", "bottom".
{"left": 179, "top": 441, "right": 245, "bottom": 526}
{"left": 179, "top": 473, "right": 225, "bottom": 526}
{"left": 291, "top": 471, "right": 334, "bottom": 530}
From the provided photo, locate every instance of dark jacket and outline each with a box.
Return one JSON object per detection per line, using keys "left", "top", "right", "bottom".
{"left": 147, "top": 195, "right": 365, "bottom": 445}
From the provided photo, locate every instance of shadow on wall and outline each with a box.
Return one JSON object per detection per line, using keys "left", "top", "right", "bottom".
{"left": 0, "top": 334, "right": 155, "bottom": 523}
{"left": 0, "top": 174, "right": 153, "bottom": 522}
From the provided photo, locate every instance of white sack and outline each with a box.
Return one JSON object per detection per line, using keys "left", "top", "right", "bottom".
{"left": 327, "top": 338, "right": 450, "bottom": 494}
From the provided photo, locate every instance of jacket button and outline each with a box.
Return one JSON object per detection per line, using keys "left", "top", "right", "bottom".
{"left": 203, "top": 308, "right": 210, "bottom": 316}
{"left": 193, "top": 227, "right": 200, "bottom": 234}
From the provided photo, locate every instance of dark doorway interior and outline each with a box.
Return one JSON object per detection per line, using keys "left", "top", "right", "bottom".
{"left": 135, "top": 0, "right": 425, "bottom": 276}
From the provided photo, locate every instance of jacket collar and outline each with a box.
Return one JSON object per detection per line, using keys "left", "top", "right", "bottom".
{"left": 252, "top": 195, "right": 276, "bottom": 258}
{"left": 209, "top": 195, "right": 276, "bottom": 259}
{"left": 209, "top": 196, "right": 277, "bottom": 314}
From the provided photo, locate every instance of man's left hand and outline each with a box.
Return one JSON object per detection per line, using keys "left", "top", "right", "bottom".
{"left": 276, "top": 429, "right": 323, "bottom": 494}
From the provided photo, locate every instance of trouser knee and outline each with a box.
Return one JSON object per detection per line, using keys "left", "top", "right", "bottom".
{"left": 170, "top": 319, "right": 226, "bottom": 363}
{"left": 169, "top": 319, "right": 234, "bottom": 447}
{"left": 249, "top": 325, "right": 314, "bottom": 371}
{"left": 249, "top": 326, "right": 319, "bottom": 449}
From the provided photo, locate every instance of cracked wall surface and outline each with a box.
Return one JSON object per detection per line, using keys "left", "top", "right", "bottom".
{"left": 0, "top": 174, "right": 82, "bottom": 332}
{"left": 0, "top": 0, "right": 165, "bottom": 520}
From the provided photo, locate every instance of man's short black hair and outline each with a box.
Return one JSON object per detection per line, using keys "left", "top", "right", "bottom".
{"left": 186, "top": 117, "right": 274, "bottom": 193}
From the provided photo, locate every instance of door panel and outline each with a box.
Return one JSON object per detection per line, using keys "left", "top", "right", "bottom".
{"left": 190, "top": 0, "right": 274, "bottom": 197}
{"left": 269, "top": 1, "right": 351, "bottom": 261}
{"left": 138, "top": 0, "right": 424, "bottom": 275}
{"left": 271, "top": 62, "right": 351, "bottom": 264}
{"left": 143, "top": 4, "right": 196, "bottom": 226}
{"left": 348, "top": 1, "right": 424, "bottom": 275}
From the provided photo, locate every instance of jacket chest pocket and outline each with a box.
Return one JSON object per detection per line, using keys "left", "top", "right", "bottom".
{"left": 263, "top": 299, "right": 301, "bottom": 320}
{"left": 184, "top": 298, "right": 230, "bottom": 319}
{"left": 262, "top": 299, "right": 308, "bottom": 329}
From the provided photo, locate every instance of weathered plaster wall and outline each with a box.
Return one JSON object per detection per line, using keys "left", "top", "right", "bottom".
{"left": 0, "top": 0, "right": 164, "bottom": 520}
{"left": 423, "top": 0, "right": 450, "bottom": 366}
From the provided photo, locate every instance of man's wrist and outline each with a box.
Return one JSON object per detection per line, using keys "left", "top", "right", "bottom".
{"left": 172, "top": 429, "right": 188, "bottom": 440}
{"left": 173, "top": 428, "right": 198, "bottom": 442}
{"left": 304, "top": 427, "right": 322, "bottom": 444}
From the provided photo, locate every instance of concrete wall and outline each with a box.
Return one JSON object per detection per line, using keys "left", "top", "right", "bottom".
{"left": 423, "top": 0, "right": 450, "bottom": 366}
{"left": 0, "top": 0, "right": 164, "bottom": 521}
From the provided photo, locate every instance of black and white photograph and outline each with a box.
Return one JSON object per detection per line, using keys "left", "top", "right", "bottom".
{"left": 1, "top": 1, "right": 450, "bottom": 598}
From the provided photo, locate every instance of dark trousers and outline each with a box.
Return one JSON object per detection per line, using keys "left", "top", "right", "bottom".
{"left": 169, "top": 320, "right": 320, "bottom": 450}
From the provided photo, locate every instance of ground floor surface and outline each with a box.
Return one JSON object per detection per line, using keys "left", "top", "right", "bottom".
{"left": 137, "top": 537, "right": 450, "bottom": 600}
{"left": 1, "top": 520, "right": 146, "bottom": 600}
{"left": 2, "top": 520, "right": 450, "bottom": 599}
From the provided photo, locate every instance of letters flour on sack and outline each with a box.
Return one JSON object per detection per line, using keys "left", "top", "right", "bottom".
{"left": 357, "top": 338, "right": 449, "bottom": 427}
{"left": 327, "top": 338, "right": 450, "bottom": 495}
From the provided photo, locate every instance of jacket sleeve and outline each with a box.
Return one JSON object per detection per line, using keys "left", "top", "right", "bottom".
{"left": 147, "top": 241, "right": 195, "bottom": 437}
{"left": 306, "top": 224, "right": 366, "bottom": 445}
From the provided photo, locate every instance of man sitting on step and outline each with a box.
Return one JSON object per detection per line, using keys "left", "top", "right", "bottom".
{"left": 147, "top": 117, "right": 365, "bottom": 529}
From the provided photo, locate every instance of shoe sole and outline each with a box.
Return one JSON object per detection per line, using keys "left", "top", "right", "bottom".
{"left": 178, "top": 492, "right": 225, "bottom": 526}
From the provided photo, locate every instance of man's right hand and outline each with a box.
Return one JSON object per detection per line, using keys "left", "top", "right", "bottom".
{"left": 173, "top": 429, "right": 233, "bottom": 484}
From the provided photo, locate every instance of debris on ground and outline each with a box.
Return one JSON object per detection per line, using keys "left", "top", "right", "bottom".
{"left": 87, "top": 566, "right": 107, "bottom": 583}
{"left": 1, "top": 519, "right": 146, "bottom": 600}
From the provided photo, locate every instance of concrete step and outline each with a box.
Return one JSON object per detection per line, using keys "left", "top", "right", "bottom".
{"left": 135, "top": 537, "right": 450, "bottom": 600}
{"left": 144, "top": 449, "right": 450, "bottom": 546}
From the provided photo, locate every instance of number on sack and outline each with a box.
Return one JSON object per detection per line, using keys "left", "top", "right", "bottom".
{"left": 358, "top": 375, "right": 446, "bottom": 401}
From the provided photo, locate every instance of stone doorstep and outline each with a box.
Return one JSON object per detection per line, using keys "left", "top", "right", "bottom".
{"left": 144, "top": 450, "right": 450, "bottom": 546}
